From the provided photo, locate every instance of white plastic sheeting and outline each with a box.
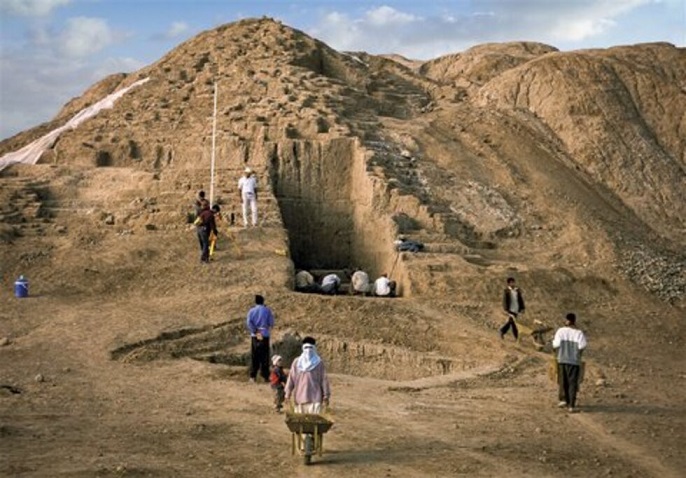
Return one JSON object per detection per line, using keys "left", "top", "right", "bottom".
{"left": 0, "top": 77, "right": 150, "bottom": 172}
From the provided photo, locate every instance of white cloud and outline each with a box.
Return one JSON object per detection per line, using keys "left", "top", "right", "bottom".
{"left": 58, "top": 17, "right": 115, "bottom": 58}
{"left": 365, "top": 6, "right": 418, "bottom": 26}
{"left": 166, "top": 21, "right": 189, "bottom": 38}
{"left": 540, "top": 0, "right": 653, "bottom": 42}
{"left": 0, "top": 0, "right": 71, "bottom": 16}
{"left": 556, "top": 18, "right": 616, "bottom": 41}
{"left": 0, "top": 45, "right": 143, "bottom": 139}
{"left": 309, "top": 0, "right": 674, "bottom": 59}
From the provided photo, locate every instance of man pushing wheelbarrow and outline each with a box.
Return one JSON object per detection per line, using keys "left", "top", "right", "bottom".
{"left": 284, "top": 336, "right": 333, "bottom": 465}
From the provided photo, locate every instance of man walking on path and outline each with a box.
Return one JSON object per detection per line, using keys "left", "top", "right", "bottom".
{"left": 285, "top": 336, "right": 331, "bottom": 414}
{"left": 238, "top": 167, "right": 258, "bottom": 227}
{"left": 246, "top": 295, "right": 275, "bottom": 382}
{"left": 499, "top": 277, "right": 525, "bottom": 340}
{"left": 553, "top": 313, "right": 587, "bottom": 413}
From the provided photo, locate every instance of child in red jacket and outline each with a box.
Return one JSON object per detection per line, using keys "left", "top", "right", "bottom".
{"left": 270, "top": 355, "right": 287, "bottom": 412}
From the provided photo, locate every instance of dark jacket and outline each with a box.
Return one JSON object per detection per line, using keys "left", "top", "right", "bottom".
{"left": 270, "top": 366, "right": 287, "bottom": 389}
{"left": 197, "top": 209, "right": 218, "bottom": 236}
{"left": 503, "top": 287, "right": 525, "bottom": 314}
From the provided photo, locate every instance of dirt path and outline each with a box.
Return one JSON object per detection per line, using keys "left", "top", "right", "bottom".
{"left": 572, "top": 413, "right": 682, "bottom": 478}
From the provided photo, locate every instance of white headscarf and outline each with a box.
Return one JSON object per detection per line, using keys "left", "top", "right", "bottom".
{"left": 297, "top": 343, "right": 321, "bottom": 372}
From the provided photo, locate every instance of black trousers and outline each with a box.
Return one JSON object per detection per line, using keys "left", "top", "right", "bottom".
{"left": 250, "top": 336, "right": 271, "bottom": 381}
{"left": 558, "top": 363, "right": 581, "bottom": 407}
{"left": 499, "top": 314, "right": 519, "bottom": 339}
{"left": 197, "top": 227, "right": 210, "bottom": 262}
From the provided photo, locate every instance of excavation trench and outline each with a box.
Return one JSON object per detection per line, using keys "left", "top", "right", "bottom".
{"left": 267, "top": 138, "right": 405, "bottom": 293}
{"left": 110, "top": 322, "right": 464, "bottom": 381}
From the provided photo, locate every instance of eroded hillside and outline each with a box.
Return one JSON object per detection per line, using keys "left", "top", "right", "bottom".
{"left": 1, "top": 17, "right": 685, "bottom": 478}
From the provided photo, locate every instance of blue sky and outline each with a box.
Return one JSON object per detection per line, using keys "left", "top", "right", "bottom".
{"left": 1, "top": 0, "right": 684, "bottom": 140}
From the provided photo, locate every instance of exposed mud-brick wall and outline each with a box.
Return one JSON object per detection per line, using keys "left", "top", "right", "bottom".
{"left": 269, "top": 138, "right": 354, "bottom": 269}
{"left": 350, "top": 146, "right": 409, "bottom": 294}
{"left": 267, "top": 137, "right": 409, "bottom": 294}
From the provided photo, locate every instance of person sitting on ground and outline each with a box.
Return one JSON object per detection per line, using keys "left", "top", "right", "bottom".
{"left": 373, "top": 273, "right": 396, "bottom": 297}
{"left": 320, "top": 273, "right": 341, "bottom": 295}
{"left": 295, "top": 269, "right": 320, "bottom": 293}
{"left": 350, "top": 268, "right": 370, "bottom": 295}
{"left": 394, "top": 236, "right": 424, "bottom": 253}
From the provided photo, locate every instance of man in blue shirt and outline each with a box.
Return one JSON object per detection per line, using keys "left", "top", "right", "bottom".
{"left": 246, "top": 295, "right": 275, "bottom": 382}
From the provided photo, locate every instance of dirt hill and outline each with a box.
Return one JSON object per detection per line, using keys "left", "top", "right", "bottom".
{"left": 1, "top": 17, "right": 684, "bottom": 477}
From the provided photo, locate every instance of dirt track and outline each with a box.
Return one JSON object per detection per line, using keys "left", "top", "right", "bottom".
{"left": 1, "top": 225, "right": 684, "bottom": 477}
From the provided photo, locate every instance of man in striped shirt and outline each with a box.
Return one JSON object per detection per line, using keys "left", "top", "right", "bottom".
{"left": 552, "top": 313, "right": 588, "bottom": 413}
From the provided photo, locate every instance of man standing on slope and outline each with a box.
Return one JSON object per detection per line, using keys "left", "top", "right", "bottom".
{"left": 246, "top": 295, "right": 275, "bottom": 383}
{"left": 499, "top": 277, "right": 525, "bottom": 340}
{"left": 195, "top": 199, "right": 218, "bottom": 263}
{"left": 552, "top": 313, "right": 587, "bottom": 413}
{"left": 238, "top": 167, "right": 258, "bottom": 227}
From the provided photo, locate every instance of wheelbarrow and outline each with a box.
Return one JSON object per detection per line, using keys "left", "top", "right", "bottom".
{"left": 285, "top": 412, "right": 334, "bottom": 465}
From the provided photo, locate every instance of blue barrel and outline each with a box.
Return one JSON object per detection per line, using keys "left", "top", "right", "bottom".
{"left": 14, "top": 275, "right": 29, "bottom": 298}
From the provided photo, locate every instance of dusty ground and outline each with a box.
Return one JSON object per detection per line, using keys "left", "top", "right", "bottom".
{"left": 1, "top": 18, "right": 685, "bottom": 478}
{"left": 1, "top": 210, "right": 684, "bottom": 477}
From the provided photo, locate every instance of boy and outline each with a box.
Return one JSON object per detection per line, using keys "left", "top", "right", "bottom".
{"left": 270, "top": 354, "right": 287, "bottom": 412}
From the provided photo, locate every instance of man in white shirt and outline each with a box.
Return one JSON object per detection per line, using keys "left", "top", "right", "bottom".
{"left": 552, "top": 313, "right": 588, "bottom": 413}
{"left": 238, "top": 167, "right": 258, "bottom": 227}
{"left": 373, "top": 273, "right": 396, "bottom": 297}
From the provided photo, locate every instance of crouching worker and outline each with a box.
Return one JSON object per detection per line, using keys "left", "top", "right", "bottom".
{"left": 373, "top": 273, "right": 396, "bottom": 297}
{"left": 295, "top": 269, "right": 320, "bottom": 293}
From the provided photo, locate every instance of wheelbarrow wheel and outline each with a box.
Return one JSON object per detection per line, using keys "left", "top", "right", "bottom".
{"left": 303, "top": 434, "right": 314, "bottom": 465}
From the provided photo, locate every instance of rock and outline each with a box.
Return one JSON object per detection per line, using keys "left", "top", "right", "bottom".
{"left": 104, "top": 214, "right": 115, "bottom": 225}
{"left": 0, "top": 337, "right": 10, "bottom": 346}
{"left": 34, "top": 373, "right": 44, "bottom": 383}
{"left": 595, "top": 378, "right": 607, "bottom": 387}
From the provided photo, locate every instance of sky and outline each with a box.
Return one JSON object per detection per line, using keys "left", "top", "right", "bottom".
{"left": 1, "top": 0, "right": 684, "bottom": 140}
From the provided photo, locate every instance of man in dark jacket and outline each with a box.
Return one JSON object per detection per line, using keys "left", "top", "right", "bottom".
{"left": 500, "top": 277, "right": 525, "bottom": 340}
{"left": 195, "top": 199, "right": 217, "bottom": 263}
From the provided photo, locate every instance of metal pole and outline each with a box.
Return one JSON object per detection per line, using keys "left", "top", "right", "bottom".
{"left": 209, "top": 82, "right": 218, "bottom": 206}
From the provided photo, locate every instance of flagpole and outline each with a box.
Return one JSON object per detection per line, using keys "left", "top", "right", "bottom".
{"left": 209, "top": 81, "right": 218, "bottom": 206}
